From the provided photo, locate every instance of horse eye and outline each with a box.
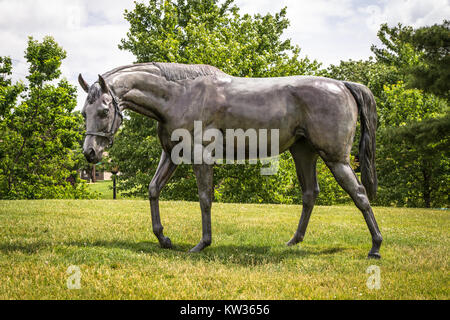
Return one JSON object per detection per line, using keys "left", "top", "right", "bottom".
{"left": 100, "top": 108, "right": 109, "bottom": 117}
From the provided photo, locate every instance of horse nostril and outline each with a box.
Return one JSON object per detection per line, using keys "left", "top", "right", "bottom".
{"left": 84, "top": 148, "right": 96, "bottom": 163}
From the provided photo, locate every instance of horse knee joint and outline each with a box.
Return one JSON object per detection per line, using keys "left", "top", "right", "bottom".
{"left": 199, "top": 192, "right": 212, "bottom": 208}
{"left": 149, "top": 183, "right": 160, "bottom": 200}
{"left": 303, "top": 190, "right": 319, "bottom": 204}
{"left": 356, "top": 194, "right": 371, "bottom": 211}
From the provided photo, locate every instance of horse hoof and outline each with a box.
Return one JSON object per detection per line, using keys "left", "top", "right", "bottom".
{"left": 160, "top": 237, "right": 173, "bottom": 249}
{"left": 286, "top": 239, "right": 297, "bottom": 246}
{"left": 286, "top": 236, "right": 302, "bottom": 246}
{"left": 189, "top": 241, "right": 209, "bottom": 253}
{"left": 189, "top": 246, "right": 202, "bottom": 253}
{"left": 368, "top": 252, "right": 381, "bottom": 259}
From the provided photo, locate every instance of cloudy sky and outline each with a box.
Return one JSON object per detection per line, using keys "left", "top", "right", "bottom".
{"left": 0, "top": 0, "right": 448, "bottom": 109}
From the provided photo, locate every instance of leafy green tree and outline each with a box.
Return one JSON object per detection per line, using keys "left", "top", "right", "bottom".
{"left": 111, "top": 0, "right": 325, "bottom": 203}
{"left": 0, "top": 37, "right": 92, "bottom": 199}
{"left": 375, "top": 82, "right": 448, "bottom": 208}
{"left": 0, "top": 57, "right": 24, "bottom": 118}
{"left": 120, "top": 0, "right": 320, "bottom": 76}
{"left": 326, "top": 57, "right": 402, "bottom": 103}
{"left": 378, "top": 82, "right": 447, "bottom": 128}
{"left": 328, "top": 21, "right": 449, "bottom": 208}
{"left": 368, "top": 22, "right": 450, "bottom": 208}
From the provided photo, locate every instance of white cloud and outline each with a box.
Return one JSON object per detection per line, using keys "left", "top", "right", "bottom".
{"left": 360, "top": 0, "right": 450, "bottom": 32}
{"left": 235, "top": 0, "right": 449, "bottom": 65}
{"left": 0, "top": 0, "right": 448, "bottom": 109}
{"left": 0, "top": 0, "right": 137, "bottom": 108}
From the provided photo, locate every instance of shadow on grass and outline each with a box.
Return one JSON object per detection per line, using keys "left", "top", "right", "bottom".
{"left": 0, "top": 238, "right": 347, "bottom": 266}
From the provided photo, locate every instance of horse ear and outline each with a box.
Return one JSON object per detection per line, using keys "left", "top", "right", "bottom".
{"left": 78, "top": 73, "right": 89, "bottom": 93}
{"left": 98, "top": 74, "right": 109, "bottom": 93}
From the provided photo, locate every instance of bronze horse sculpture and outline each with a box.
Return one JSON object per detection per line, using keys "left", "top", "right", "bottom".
{"left": 79, "top": 62, "right": 382, "bottom": 258}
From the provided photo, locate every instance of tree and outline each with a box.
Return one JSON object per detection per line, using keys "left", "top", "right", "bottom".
{"left": 375, "top": 82, "right": 448, "bottom": 208}
{"left": 110, "top": 0, "right": 325, "bottom": 203}
{"left": 371, "top": 21, "right": 450, "bottom": 99}
{"left": 0, "top": 37, "right": 92, "bottom": 199}
{"left": 369, "top": 22, "right": 450, "bottom": 208}
{"left": 120, "top": 0, "right": 320, "bottom": 77}
{"left": 327, "top": 21, "right": 450, "bottom": 208}
{"left": 378, "top": 82, "right": 447, "bottom": 128}
{"left": 371, "top": 23, "right": 419, "bottom": 71}
{"left": 0, "top": 57, "right": 24, "bottom": 118}
{"left": 408, "top": 21, "right": 450, "bottom": 99}
{"left": 326, "top": 57, "right": 402, "bottom": 103}
{"left": 377, "top": 113, "right": 449, "bottom": 208}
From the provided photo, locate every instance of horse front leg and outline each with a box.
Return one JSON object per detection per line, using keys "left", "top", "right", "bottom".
{"left": 149, "top": 151, "right": 177, "bottom": 249}
{"left": 189, "top": 164, "right": 214, "bottom": 253}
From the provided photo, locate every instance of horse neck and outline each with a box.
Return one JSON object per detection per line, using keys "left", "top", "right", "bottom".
{"left": 106, "top": 69, "right": 173, "bottom": 122}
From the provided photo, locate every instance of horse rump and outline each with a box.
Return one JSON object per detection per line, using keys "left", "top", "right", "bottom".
{"left": 343, "top": 81, "right": 378, "bottom": 201}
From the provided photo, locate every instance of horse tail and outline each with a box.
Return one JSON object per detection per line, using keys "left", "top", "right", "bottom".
{"left": 343, "top": 81, "right": 378, "bottom": 201}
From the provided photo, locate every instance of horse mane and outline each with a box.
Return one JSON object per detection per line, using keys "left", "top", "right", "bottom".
{"left": 86, "top": 83, "right": 102, "bottom": 104}
{"left": 95, "top": 63, "right": 224, "bottom": 98}
{"left": 152, "top": 62, "right": 225, "bottom": 81}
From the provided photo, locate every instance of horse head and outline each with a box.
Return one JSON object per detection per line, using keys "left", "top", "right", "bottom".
{"left": 78, "top": 73, "right": 123, "bottom": 163}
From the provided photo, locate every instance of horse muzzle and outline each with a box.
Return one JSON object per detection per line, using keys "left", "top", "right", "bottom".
{"left": 83, "top": 147, "right": 102, "bottom": 164}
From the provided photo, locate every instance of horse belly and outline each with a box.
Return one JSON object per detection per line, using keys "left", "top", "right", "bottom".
{"left": 218, "top": 92, "right": 299, "bottom": 155}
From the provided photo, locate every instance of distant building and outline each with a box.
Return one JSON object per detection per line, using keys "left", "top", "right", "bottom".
{"left": 79, "top": 164, "right": 113, "bottom": 182}
{"left": 79, "top": 151, "right": 114, "bottom": 182}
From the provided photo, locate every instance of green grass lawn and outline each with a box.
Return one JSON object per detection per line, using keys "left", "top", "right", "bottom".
{"left": 0, "top": 200, "right": 448, "bottom": 299}
{"left": 87, "top": 180, "right": 139, "bottom": 200}
{"left": 86, "top": 180, "right": 122, "bottom": 199}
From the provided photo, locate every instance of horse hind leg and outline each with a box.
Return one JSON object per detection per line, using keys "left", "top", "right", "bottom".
{"left": 287, "top": 139, "right": 320, "bottom": 246}
{"left": 325, "top": 161, "right": 382, "bottom": 259}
